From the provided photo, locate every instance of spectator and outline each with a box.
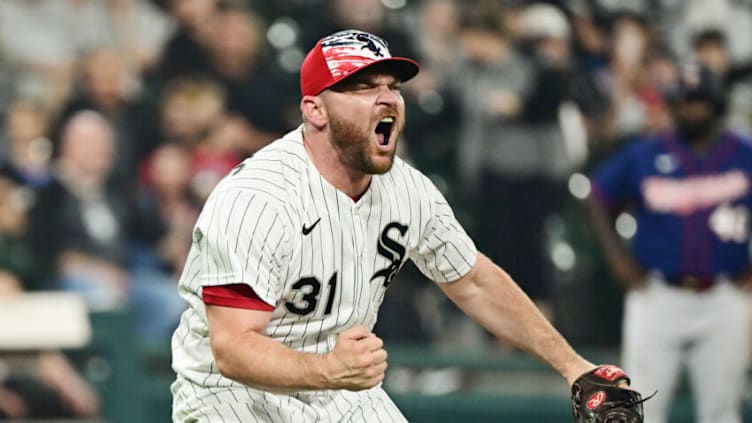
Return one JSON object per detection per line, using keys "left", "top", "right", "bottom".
{"left": 0, "top": 350, "right": 100, "bottom": 420}
{"left": 452, "top": 2, "right": 560, "bottom": 321}
{"left": 29, "top": 110, "right": 184, "bottom": 341}
{"left": 0, "top": 58, "right": 17, "bottom": 120}
{"left": 603, "top": 13, "right": 653, "bottom": 144}
{"left": 156, "top": 76, "right": 226, "bottom": 148}
{"left": 29, "top": 110, "right": 130, "bottom": 308}
{"left": 664, "top": 0, "right": 752, "bottom": 66}
{"left": 691, "top": 28, "right": 752, "bottom": 138}
{"left": 0, "top": 0, "right": 76, "bottom": 113}
{"left": 0, "top": 169, "right": 41, "bottom": 291}
{"left": 55, "top": 47, "right": 153, "bottom": 192}
{"left": 0, "top": 99, "right": 54, "bottom": 189}
{"left": 96, "top": 0, "right": 174, "bottom": 74}
{"left": 202, "top": 6, "right": 296, "bottom": 141}
{"left": 638, "top": 47, "right": 679, "bottom": 137}
{"left": 401, "top": 0, "right": 463, "bottom": 199}
{"left": 50, "top": 0, "right": 172, "bottom": 76}
{"left": 132, "top": 142, "right": 200, "bottom": 280}
{"left": 151, "top": 75, "right": 245, "bottom": 197}
{"left": 0, "top": 172, "right": 100, "bottom": 420}
{"left": 408, "top": 0, "right": 461, "bottom": 84}
{"left": 298, "top": 0, "right": 416, "bottom": 60}
{"left": 190, "top": 114, "right": 248, "bottom": 202}
{"left": 151, "top": 0, "right": 219, "bottom": 81}
{"left": 0, "top": 0, "right": 170, "bottom": 114}
{"left": 518, "top": 2, "right": 594, "bottom": 169}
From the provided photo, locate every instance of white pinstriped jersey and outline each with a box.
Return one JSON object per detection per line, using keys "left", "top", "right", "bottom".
{"left": 171, "top": 126, "right": 477, "bottom": 422}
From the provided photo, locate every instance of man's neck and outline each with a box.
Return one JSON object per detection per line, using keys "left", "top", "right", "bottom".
{"left": 302, "top": 128, "right": 372, "bottom": 199}
{"left": 684, "top": 130, "right": 721, "bottom": 158}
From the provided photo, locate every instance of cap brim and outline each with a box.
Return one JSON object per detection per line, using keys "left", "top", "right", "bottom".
{"left": 322, "top": 57, "right": 420, "bottom": 93}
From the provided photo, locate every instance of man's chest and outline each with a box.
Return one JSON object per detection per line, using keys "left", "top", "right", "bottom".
{"left": 277, "top": 176, "right": 432, "bottom": 316}
{"left": 638, "top": 166, "right": 752, "bottom": 214}
{"left": 635, "top": 158, "right": 752, "bottom": 243}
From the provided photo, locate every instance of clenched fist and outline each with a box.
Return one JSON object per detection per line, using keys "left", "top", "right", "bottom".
{"left": 323, "top": 326, "right": 388, "bottom": 391}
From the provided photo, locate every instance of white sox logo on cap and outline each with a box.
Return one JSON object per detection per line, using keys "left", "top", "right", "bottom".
{"left": 299, "top": 29, "right": 419, "bottom": 96}
{"left": 320, "top": 30, "right": 390, "bottom": 77}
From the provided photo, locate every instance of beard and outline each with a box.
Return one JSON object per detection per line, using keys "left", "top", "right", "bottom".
{"left": 676, "top": 116, "right": 718, "bottom": 145}
{"left": 328, "top": 110, "right": 398, "bottom": 175}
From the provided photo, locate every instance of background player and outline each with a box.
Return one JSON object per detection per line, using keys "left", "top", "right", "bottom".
{"left": 587, "top": 64, "right": 752, "bottom": 422}
{"left": 171, "top": 29, "right": 635, "bottom": 422}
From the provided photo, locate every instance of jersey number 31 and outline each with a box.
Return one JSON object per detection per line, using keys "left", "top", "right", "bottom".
{"left": 284, "top": 272, "right": 338, "bottom": 316}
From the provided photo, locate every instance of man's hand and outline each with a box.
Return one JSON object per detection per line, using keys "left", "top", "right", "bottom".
{"left": 734, "top": 268, "right": 752, "bottom": 291}
{"left": 323, "top": 326, "right": 387, "bottom": 391}
{"left": 0, "top": 386, "right": 27, "bottom": 418}
{"left": 607, "top": 255, "right": 647, "bottom": 290}
{"left": 571, "top": 365, "right": 647, "bottom": 423}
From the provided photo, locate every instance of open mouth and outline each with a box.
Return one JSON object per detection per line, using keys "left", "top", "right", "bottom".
{"left": 375, "top": 117, "right": 395, "bottom": 146}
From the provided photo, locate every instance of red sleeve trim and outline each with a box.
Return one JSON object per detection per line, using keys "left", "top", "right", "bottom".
{"left": 202, "top": 284, "right": 275, "bottom": 311}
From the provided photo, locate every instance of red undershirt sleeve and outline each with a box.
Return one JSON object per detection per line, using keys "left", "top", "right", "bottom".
{"left": 202, "top": 284, "right": 275, "bottom": 311}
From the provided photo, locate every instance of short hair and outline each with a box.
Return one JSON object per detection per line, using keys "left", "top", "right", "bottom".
{"left": 691, "top": 28, "right": 727, "bottom": 50}
{"left": 459, "top": 1, "right": 505, "bottom": 35}
{"left": 60, "top": 110, "right": 113, "bottom": 144}
{"left": 160, "top": 76, "right": 227, "bottom": 109}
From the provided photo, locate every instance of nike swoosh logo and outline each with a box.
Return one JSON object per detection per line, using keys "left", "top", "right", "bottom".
{"left": 302, "top": 218, "right": 321, "bottom": 235}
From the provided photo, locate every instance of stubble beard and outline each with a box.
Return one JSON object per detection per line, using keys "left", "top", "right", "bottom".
{"left": 328, "top": 112, "right": 397, "bottom": 175}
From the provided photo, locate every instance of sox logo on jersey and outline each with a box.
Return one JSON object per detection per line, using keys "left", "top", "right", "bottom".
{"left": 371, "top": 222, "right": 408, "bottom": 287}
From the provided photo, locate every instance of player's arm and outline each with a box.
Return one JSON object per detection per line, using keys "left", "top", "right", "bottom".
{"left": 585, "top": 193, "right": 646, "bottom": 289}
{"left": 733, "top": 266, "right": 752, "bottom": 290}
{"left": 586, "top": 144, "right": 648, "bottom": 289}
{"left": 206, "top": 303, "right": 387, "bottom": 392}
{"left": 438, "top": 252, "right": 595, "bottom": 387}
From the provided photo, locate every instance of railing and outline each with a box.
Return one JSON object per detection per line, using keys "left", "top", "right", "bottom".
{"left": 80, "top": 312, "right": 750, "bottom": 423}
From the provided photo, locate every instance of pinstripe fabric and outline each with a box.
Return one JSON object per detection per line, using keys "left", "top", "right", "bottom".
{"left": 172, "top": 126, "right": 476, "bottom": 422}
{"left": 172, "top": 376, "right": 407, "bottom": 423}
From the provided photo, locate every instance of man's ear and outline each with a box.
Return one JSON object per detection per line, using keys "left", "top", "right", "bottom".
{"left": 300, "top": 95, "right": 327, "bottom": 129}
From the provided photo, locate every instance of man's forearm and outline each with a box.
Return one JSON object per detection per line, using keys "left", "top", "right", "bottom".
{"left": 207, "top": 304, "right": 387, "bottom": 393}
{"left": 585, "top": 197, "right": 631, "bottom": 267}
{"left": 211, "top": 329, "right": 329, "bottom": 392}
{"left": 585, "top": 197, "right": 646, "bottom": 287}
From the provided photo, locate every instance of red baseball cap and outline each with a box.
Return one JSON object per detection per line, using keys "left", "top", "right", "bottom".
{"left": 300, "top": 29, "right": 420, "bottom": 96}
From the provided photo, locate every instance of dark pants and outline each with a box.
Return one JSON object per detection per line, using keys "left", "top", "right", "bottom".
{"left": 0, "top": 376, "right": 72, "bottom": 419}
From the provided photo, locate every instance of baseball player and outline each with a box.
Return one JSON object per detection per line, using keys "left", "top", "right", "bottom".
{"left": 171, "top": 29, "right": 642, "bottom": 422}
{"left": 588, "top": 65, "right": 752, "bottom": 423}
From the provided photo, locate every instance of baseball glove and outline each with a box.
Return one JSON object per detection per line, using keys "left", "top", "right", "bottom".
{"left": 571, "top": 365, "right": 649, "bottom": 423}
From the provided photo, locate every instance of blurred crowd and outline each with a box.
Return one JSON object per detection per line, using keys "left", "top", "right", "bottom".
{"left": 1, "top": 0, "right": 752, "bottom": 419}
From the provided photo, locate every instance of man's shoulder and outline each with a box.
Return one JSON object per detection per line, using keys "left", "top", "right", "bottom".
{"left": 207, "top": 130, "right": 307, "bottom": 206}
{"left": 248, "top": 128, "right": 308, "bottom": 169}
{"left": 231, "top": 130, "right": 306, "bottom": 179}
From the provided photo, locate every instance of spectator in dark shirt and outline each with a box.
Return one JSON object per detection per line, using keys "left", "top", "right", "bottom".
{"left": 30, "top": 110, "right": 184, "bottom": 340}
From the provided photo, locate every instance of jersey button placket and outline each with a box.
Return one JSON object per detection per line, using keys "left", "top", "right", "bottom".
{"left": 352, "top": 213, "right": 364, "bottom": 261}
